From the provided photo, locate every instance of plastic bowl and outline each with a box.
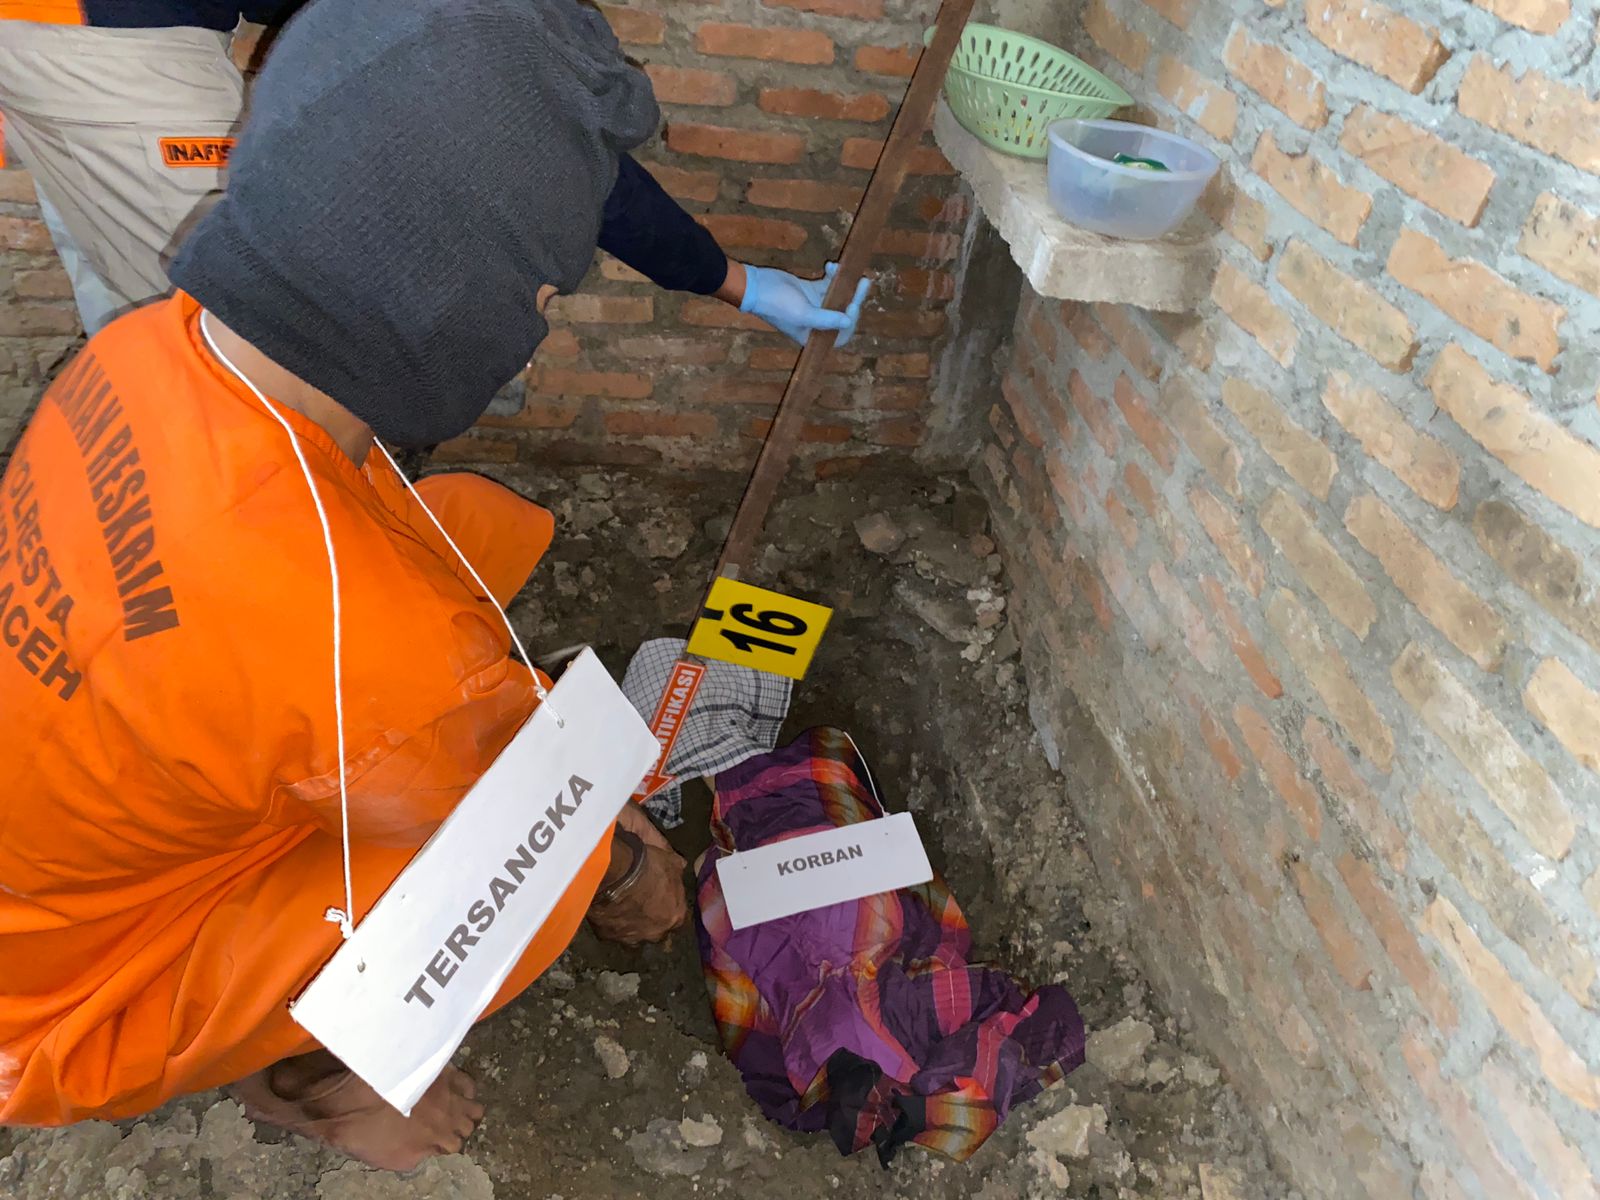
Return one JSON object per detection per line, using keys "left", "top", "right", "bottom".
{"left": 1046, "top": 119, "right": 1220, "bottom": 241}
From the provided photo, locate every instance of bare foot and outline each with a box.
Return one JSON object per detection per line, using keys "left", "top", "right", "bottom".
{"left": 231, "top": 1051, "right": 485, "bottom": 1172}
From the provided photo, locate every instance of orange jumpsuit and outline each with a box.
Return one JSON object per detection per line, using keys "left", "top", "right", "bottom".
{"left": 0, "top": 292, "right": 609, "bottom": 1125}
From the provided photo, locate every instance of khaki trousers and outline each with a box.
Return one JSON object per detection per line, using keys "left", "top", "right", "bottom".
{"left": 0, "top": 20, "right": 246, "bottom": 332}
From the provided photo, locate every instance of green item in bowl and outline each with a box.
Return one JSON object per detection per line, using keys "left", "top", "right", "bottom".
{"left": 1113, "top": 153, "right": 1170, "bottom": 171}
{"left": 928, "top": 23, "right": 1132, "bottom": 159}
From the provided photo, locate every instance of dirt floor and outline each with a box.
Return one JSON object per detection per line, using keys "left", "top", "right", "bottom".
{"left": 0, "top": 461, "right": 1298, "bottom": 1200}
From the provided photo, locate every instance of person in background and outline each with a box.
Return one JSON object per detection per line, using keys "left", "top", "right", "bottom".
{"left": 0, "top": 0, "right": 824, "bottom": 1173}
{"left": 0, "top": 0, "right": 868, "bottom": 344}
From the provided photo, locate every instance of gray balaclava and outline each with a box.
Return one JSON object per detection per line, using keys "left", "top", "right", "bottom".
{"left": 170, "top": 0, "right": 659, "bottom": 447}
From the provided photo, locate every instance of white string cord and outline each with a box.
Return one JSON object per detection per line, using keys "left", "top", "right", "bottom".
{"left": 373, "top": 442, "right": 562, "bottom": 727}
{"left": 200, "top": 312, "right": 357, "bottom": 940}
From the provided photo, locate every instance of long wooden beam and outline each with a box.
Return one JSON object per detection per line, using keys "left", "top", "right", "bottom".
{"left": 713, "top": 0, "right": 976, "bottom": 579}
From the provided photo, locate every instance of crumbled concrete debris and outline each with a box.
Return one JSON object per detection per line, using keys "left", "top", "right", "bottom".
{"left": 317, "top": 1159, "right": 496, "bottom": 1200}
{"left": 1145, "top": 1057, "right": 1176, "bottom": 1087}
{"left": 627, "top": 1119, "right": 713, "bottom": 1178}
{"left": 1026, "top": 1104, "right": 1106, "bottom": 1160}
{"left": 641, "top": 511, "right": 693, "bottom": 561}
{"left": 1199, "top": 1164, "right": 1251, "bottom": 1200}
{"left": 596, "top": 971, "right": 641, "bottom": 1003}
{"left": 543, "top": 966, "right": 576, "bottom": 991}
{"left": 680, "top": 1051, "right": 710, "bottom": 1088}
{"left": 1183, "top": 1057, "right": 1222, "bottom": 1087}
{"left": 679, "top": 1116, "right": 724, "bottom": 1148}
{"left": 853, "top": 511, "right": 905, "bottom": 556}
{"left": 594, "top": 1035, "right": 631, "bottom": 1080}
{"left": 1028, "top": 1148, "right": 1072, "bottom": 1189}
{"left": 1087, "top": 1018, "right": 1156, "bottom": 1083}
{"left": 894, "top": 576, "right": 986, "bottom": 646}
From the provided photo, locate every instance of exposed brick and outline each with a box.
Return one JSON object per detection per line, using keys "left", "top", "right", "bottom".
{"left": 697, "top": 213, "right": 808, "bottom": 250}
{"left": 1475, "top": 0, "right": 1570, "bottom": 30}
{"left": 1302, "top": 717, "right": 1407, "bottom": 868}
{"left": 1095, "top": 304, "right": 1161, "bottom": 383}
{"left": 1123, "top": 462, "right": 1189, "bottom": 559}
{"left": 1337, "top": 854, "right": 1457, "bottom": 1029}
{"left": 1400, "top": 1031, "right": 1543, "bottom": 1200}
{"left": 1267, "top": 589, "right": 1395, "bottom": 769}
{"left": 1458, "top": 56, "right": 1600, "bottom": 173}
{"left": 1222, "top": 377, "right": 1338, "bottom": 500}
{"left": 13, "top": 268, "right": 72, "bottom": 300}
{"left": 531, "top": 366, "right": 653, "bottom": 400}
{"left": 1104, "top": 488, "right": 1139, "bottom": 548}
{"left": 1199, "top": 183, "right": 1273, "bottom": 261}
{"left": 1474, "top": 499, "right": 1600, "bottom": 653}
{"left": 1067, "top": 305, "right": 1114, "bottom": 358}
{"left": 1306, "top": 0, "right": 1448, "bottom": 93}
{"left": 613, "top": 335, "right": 728, "bottom": 365}
{"left": 1150, "top": 311, "right": 1216, "bottom": 371}
{"left": 1321, "top": 371, "right": 1461, "bottom": 509}
{"left": 1429, "top": 345, "right": 1600, "bottom": 527}
{"left": 432, "top": 434, "right": 517, "bottom": 464}
{"left": 841, "top": 137, "right": 953, "bottom": 175}
{"left": 0, "top": 169, "right": 37, "bottom": 204}
{"left": 604, "top": 410, "right": 720, "bottom": 439}
{"left": 1250, "top": 132, "right": 1371, "bottom": 246}
{"left": 761, "top": 0, "right": 883, "bottom": 18}
{"left": 1393, "top": 642, "right": 1575, "bottom": 859}
{"left": 1518, "top": 192, "right": 1600, "bottom": 298}
{"left": 1525, "top": 658, "right": 1600, "bottom": 772}
{"left": 1259, "top": 489, "right": 1376, "bottom": 639}
{"left": 1172, "top": 380, "right": 1247, "bottom": 499}
{"left": 547, "top": 294, "right": 654, "bottom": 324}
{"left": 1072, "top": 555, "right": 1115, "bottom": 630}
{"left": 1291, "top": 860, "right": 1373, "bottom": 988}
{"left": 0, "top": 303, "right": 91, "bottom": 337}
{"left": 1413, "top": 782, "right": 1595, "bottom": 1006}
{"left": 696, "top": 377, "right": 788, "bottom": 406}
{"left": 679, "top": 298, "right": 770, "bottom": 331}
{"left": 1155, "top": 56, "right": 1237, "bottom": 140}
{"left": 868, "top": 414, "right": 924, "bottom": 447}
{"left": 667, "top": 122, "right": 807, "bottom": 164}
{"left": 1191, "top": 485, "right": 1264, "bottom": 594}
{"left": 859, "top": 307, "right": 946, "bottom": 338}
{"left": 758, "top": 87, "right": 890, "bottom": 122}
{"left": 1199, "top": 576, "right": 1282, "bottom": 698}
{"left": 599, "top": 256, "right": 649, "bottom": 284}
{"left": 1140, "top": 0, "right": 1196, "bottom": 28}
{"left": 1481, "top": 1056, "right": 1598, "bottom": 1199}
{"left": 894, "top": 266, "right": 955, "bottom": 302}
{"left": 1234, "top": 703, "right": 1324, "bottom": 840}
{"left": 0, "top": 216, "right": 52, "bottom": 254}
{"left": 479, "top": 398, "right": 582, "bottom": 430}
{"left": 1068, "top": 370, "right": 1120, "bottom": 457}
{"left": 1211, "top": 262, "right": 1296, "bottom": 366}
{"left": 1002, "top": 373, "right": 1046, "bottom": 449}
{"left": 1224, "top": 28, "right": 1328, "bottom": 129}
{"left": 694, "top": 22, "right": 834, "bottom": 64}
{"left": 1099, "top": 544, "right": 1166, "bottom": 645}
{"left": 1086, "top": 0, "right": 1152, "bottom": 74}
{"left": 1388, "top": 229, "right": 1563, "bottom": 371}
{"left": 1114, "top": 375, "right": 1178, "bottom": 473}
{"left": 1150, "top": 561, "right": 1223, "bottom": 670}
{"left": 1344, "top": 494, "right": 1509, "bottom": 670}
{"left": 1188, "top": 692, "right": 1245, "bottom": 782}
{"left": 876, "top": 352, "right": 931, "bottom": 379}
{"left": 1278, "top": 241, "right": 1417, "bottom": 371}
{"left": 645, "top": 65, "right": 738, "bottom": 107}
{"left": 876, "top": 228, "right": 961, "bottom": 260}
{"left": 854, "top": 43, "right": 918, "bottom": 76}
{"left": 644, "top": 162, "right": 722, "bottom": 204}
{"left": 1339, "top": 106, "right": 1495, "bottom": 228}
{"left": 598, "top": 4, "right": 664, "bottom": 44}
{"left": 1422, "top": 898, "right": 1599, "bottom": 1109}
{"left": 742, "top": 415, "right": 852, "bottom": 443}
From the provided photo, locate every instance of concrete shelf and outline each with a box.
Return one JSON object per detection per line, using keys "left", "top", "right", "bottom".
{"left": 932, "top": 102, "right": 1217, "bottom": 313}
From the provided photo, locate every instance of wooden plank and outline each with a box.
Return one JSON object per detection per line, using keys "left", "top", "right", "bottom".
{"left": 714, "top": 0, "right": 976, "bottom": 579}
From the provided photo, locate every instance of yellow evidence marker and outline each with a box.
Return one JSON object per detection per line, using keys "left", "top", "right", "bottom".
{"left": 687, "top": 577, "right": 833, "bottom": 681}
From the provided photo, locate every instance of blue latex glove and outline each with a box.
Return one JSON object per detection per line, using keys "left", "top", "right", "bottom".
{"left": 740, "top": 262, "right": 872, "bottom": 348}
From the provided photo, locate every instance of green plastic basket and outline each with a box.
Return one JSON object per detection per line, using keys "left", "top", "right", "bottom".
{"left": 927, "top": 23, "right": 1132, "bottom": 159}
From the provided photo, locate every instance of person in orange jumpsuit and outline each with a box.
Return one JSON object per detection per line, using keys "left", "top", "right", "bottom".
{"left": 0, "top": 0, "right": 689, "bottom": 1171}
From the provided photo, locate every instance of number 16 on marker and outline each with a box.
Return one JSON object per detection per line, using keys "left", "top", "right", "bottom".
{"left": 686, "top": 577, "right": 832, "bottom": 681}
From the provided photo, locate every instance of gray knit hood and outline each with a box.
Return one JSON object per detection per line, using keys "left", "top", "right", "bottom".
{"left": 170, "top": 0, "right": 660, "bottom": 446}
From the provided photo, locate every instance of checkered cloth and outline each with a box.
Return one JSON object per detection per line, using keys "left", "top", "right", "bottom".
{"left": 696, "top": 728, "right": 1087, "bottom": 1164}
{"left": 620, "top": 638, "right": 792, "bottom": 828}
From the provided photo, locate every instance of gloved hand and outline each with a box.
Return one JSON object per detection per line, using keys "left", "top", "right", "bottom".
{"left": 739, "top": 262, "right": 872, "bottom": 348}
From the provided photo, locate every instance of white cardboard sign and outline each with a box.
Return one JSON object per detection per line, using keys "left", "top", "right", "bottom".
{"left": 290, "top": 649, "right": 658, "bottom": 1115}
{"left": 716, "top": 812, "right": 933, "bottom": 931}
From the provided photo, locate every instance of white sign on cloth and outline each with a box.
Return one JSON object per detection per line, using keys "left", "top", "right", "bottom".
{"left": 290, "top": 649, "right": 658, "bottom": 1115}
{"left": 716, "top": 812, "right": 933, "bottom": 931}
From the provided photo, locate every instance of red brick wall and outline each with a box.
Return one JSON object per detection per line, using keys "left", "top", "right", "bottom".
{"left": 0, "top": 3, "right": 962, "bottom": 467}
{"left": 980, "top": 2, "right": 1600, "bottom": 1197}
